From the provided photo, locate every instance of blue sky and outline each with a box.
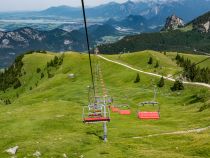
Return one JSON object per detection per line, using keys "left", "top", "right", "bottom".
{"left": 0, "top": 0, "right": 129, "bottom": 12}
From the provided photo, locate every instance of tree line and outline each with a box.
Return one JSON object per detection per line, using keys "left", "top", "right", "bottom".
{"left": 0, "top": 55, "right": 24, "bottom": 92}
{"left": 175, "top": 54, "right": 210, "bottom": 84}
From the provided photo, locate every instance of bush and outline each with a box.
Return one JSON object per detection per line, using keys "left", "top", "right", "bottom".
{"left": 157, "top": 77, "right": 165, "bottom": 88}
{"left": 41, "top": 73, "right": 44, "bottom": 79}
{"left": 199, "top": 101, "right": 210, "bottom": 112}
{"left": 14, "top": 80, "right": 22, "bottom": 89}
{"left": 171, "top": 80, "right": 184, "bottom": 91}
{"left": 134, "top": 73, "right": 140, "bottom": 83}
{"left": 148, "top": 57, "right": 153, "bottom": 65}
{"left": 37, "top": 68, "right": 41, "bottom": 73}
{"left": 154, "top": 61, "right": 159, "bottom": 68}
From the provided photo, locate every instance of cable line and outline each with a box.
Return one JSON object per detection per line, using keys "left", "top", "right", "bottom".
{"left": 81, "top": 0, "right": 95, "bottom": 96}
{"left": 169, "top": 53, "right": 210, "bottom": 79}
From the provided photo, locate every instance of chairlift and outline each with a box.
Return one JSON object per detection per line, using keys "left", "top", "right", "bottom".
{"left": 137, "top": 101, "right": 160, "bottom": 120}
{"left": 93, "top": 96, "right": 113, "bottom": 104}
{"left": 118, "top": 105, "right": 131, "bottom": 115}
{"left": 110, "top": 104, "right": 131, "bottom": 115}
{"left": 110, "top": 106, "right": 120, "bottom": 113}
{"left": 83, "top": 104, "right": 110, "bottom": 123}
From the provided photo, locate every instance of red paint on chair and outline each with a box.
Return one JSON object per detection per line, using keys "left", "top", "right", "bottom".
{"left": 138, "top": 112, "right": 159, "bottom": 119}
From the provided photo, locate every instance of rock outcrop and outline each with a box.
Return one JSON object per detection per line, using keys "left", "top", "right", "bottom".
{"left": 162, "top": 14, "right": 184, "bottom": 30}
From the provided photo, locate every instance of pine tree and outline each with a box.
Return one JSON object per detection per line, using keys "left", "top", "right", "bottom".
{"left": 157, "top": 77, "right": 165, "bottom": 88}
{"left": 36, "top": 68, "right": 41, "bottom": 73}
{"left": 171, "top": 80, "right": 184, "bottom": 91}
{"left": 134, "top": 73, "right": 140, "bottom": 83}
{"left": 41, "top": 72, "right": 44, "bottom": 79}
{"left": 148, "top": 57, "right": 153, "bottom": 65}
{"left": 154, "top": 61, "right": 159, "bottom": 68}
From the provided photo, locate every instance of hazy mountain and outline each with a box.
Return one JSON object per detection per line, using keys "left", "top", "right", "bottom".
{"left": 40, "top": 0, "right": 210, "bottom": 23}
{"left": 106, "top": 15, "right": 149, "bottom": 32}
{"left": 144, "top": 0, "right": 210, "bottom": 25}
{"left": 98, "top": 10, "right": 210, "bottom": 54}
{"left": 0, "top": 24, "right": 120, "bottom": 68}
{"left": 1, "top": 0, "right": 210, "bottom": 30}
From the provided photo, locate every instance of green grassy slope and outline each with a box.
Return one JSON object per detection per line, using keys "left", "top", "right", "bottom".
{"left": 166, "top": 52, "right": 210, "bottom": 69}
{"left": 0, "top": 52, "right": 210, "bottom": 157}
{"left": 104, "top": 50, "right": 210, "bottom": 77}
{"left": 105, "top": 50, "right": 182, "bottom": 76}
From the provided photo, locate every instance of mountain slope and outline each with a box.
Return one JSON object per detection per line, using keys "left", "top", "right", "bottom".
{"left": 98, "top": 30, "right": 210, "bottom": 54}
{"left": 106, "top": 15, "right": 150, "bottom": 32}
{"left": 0, "top": 24, "right": 119, "bottom": 68}
{"left": 99, "top": 10, "right": 210, "bottom": 55}
{"left": 0, "top": 51, "right": 209, "bottom": 157}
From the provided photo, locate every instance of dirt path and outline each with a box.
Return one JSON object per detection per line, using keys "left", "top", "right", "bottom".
{"left": 98, "top": 55, "right": 210, "bottom": 89}
{"left": 133, "top": 126, "right": 210, "bottom": 139}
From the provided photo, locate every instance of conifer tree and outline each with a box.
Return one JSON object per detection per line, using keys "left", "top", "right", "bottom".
{"left": 134, "top": 73, "right": 140, "bottom": 83}
{"left": 157, "top": 76, "right": 165, "bottom": 88}
{"left": 148, "top": 57, "right": 153, "bottom": 65}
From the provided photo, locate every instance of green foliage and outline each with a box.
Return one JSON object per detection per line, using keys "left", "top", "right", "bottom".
{"left": 199, "top": 101, "right": 210, "bottom": 112}
{"left": 134, "top": 73, "right": 140, "bottom": 83}
{"left": 154, "top": 61, "right": 159, "bottom": 68}
{"left": 98, "top": 30, "right": 210, "bottom": 54}
{"left": 4, "top": 99, "right": 11, "bottom": 105}
{"left": 37, "top": 68, "right": 41, "bottom": 73}
{"left": 41, "top": 72, "right": 44, "bottom": 79}
{"left": 175, "top": 54, "right": 210, "bottom": 84}
{"left": 0, "top": 54, "right": 24, "bottom": 91}
{"left": 48, "top": 72, "right": 54, "bottom": 79}
{"left": 47, "top": 55, "right": 64, "bottom": 68}
{"left": 157, "top": 77, "right": 165, "bottom": 88}
{"left": 14, "top": 80, "right": 22, "bottom": 89}
{"left": 148, "top": 57, "right": 153, "bottom": 65}
{"left": 171, "top": 80, "right": 184, "bottom": 91}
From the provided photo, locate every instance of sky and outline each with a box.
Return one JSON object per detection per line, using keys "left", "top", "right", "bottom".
{"left": 0, "top": 0, "right": 129, "bottom": 12}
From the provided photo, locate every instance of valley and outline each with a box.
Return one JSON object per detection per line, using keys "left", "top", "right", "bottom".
{"left": 0, "top": 51, "right": 209, "bottom": 157}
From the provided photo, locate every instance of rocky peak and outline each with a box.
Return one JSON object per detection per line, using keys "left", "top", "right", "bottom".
{"left": 162, "top": 14, "right": 184, "bottom": 30}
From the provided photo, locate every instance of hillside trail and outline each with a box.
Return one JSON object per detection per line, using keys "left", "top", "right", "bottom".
{"left": 133, "top": 126, "right": 210, "bottom": 139}
{"left": 97, "top": 55, "right": 210, "bottom": 89}
{"left": 98, "top": 55, "right": 210, "bottom": 137}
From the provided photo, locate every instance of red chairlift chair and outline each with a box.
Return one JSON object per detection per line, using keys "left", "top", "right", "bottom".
{"left": 138, "top": 101, "right": 160, "bottom": 120}
{"left": 83, "top": 104, "right": 110, "bottom": 123}
{"left": 118, "top": 105, "right": 131, "bottom": 115}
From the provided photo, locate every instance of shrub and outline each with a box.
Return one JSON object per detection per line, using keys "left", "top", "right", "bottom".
{"left": 37, "top": 68, "right": 41, "bottom": 73}
{"left": 157, "top": 77, "right": 165, "bottom": 88}
{"left": 171, "top": 80, "right": 184, "bottom": 91}
{"left": 134, "top": 73, "right": 140, "bottom": 83}
{"left": 148, "top": 57, "right": 153, "bottom": 65}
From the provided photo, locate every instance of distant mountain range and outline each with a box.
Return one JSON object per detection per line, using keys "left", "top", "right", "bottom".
{"left": 1, "top": 0, "right": 210, "bottom": 23}
{"left": 98, "top": 11, "right": 210, "bottom": 54}
{"left": 0, "top": 24, "right": 122, "bottom": 68}
{"left": 1, "top": 0, "right": 210, "bottom": 68}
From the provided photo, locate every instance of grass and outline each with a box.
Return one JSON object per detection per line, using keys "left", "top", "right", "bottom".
{"left": 0, "top": 51, "right": 209, "bottom": 157}
{"left": 104, "top": 50, "right": 182, "bottom": 76}
{"left": 103, "top": 50, "right": 210, "bottom": 77}
{"left": 166, "top": 52, "right": 210, "bottom": 69}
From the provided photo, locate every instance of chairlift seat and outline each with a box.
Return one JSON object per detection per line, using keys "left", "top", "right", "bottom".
{"left": 119, "top": 110, "right": 131, "bottom": 115}
{"left": 138, "top": 112, "right": 159, "bottom": 119}
{"left": 88, "top": 113, "right": 102, "bottom": 117}
{"left": 83, "top": 117, "right": 110, "bottom": 123}
{"left": 111, "top": 107, "right": 119, "bottom": 112}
